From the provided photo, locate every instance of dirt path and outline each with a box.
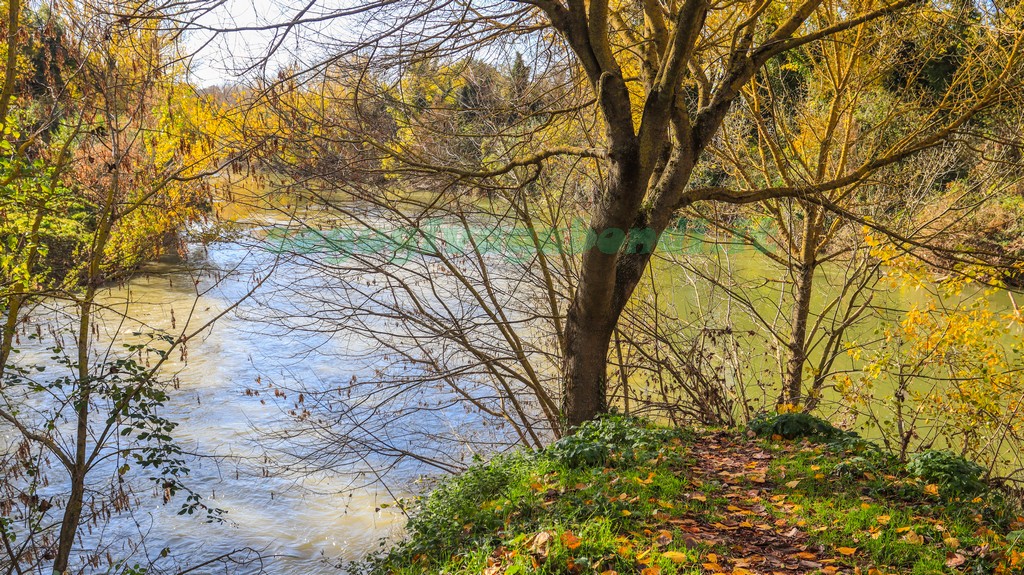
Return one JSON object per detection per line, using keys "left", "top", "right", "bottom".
{"left": 674, "top": 431, "right": 850, "bottom": 575}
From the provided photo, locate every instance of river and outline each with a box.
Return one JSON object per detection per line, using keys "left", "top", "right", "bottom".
{"left": 6, "top": 234, "right": 411, "bottom": 575}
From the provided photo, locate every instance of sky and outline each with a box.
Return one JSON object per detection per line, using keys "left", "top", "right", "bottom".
{"left": 185, "top": 0, "right": 311, "bottom": 87}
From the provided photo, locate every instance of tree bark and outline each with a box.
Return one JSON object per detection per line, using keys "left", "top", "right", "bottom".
{"left": 781, "top": 209, "right": 819, "bottom": 406}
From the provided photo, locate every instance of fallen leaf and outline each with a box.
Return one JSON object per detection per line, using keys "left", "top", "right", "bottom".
{"left": 662, "top": 551, "right": 687, "bottom": 564}
{"left": 641, "top": 567, "right": 661, "bottom": 575}
{"left": 945, "top": 552, "right": 966, "bottom": 568}
{"left": 561, "top": 531, "right": 581, "bottom": 550}
{"left": 903, "top": 531, "right": 924, "bottom": 545}
{"left": 944, "top": 537, "right": 961, "bottom": 548}
{"left": 924, "top": 484, "right": 940, "bottom": 496}
{"left": 876, "top": 515, "right": 890, "bottom": 525}
{"left": 785, "top": 480, "right": 801, "bottom": 488}
{"left": 837, "top": 547, "right": 857, "bottom": 556}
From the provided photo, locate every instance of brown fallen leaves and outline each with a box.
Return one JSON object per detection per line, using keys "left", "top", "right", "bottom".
{"left": 683, "top": 432, "right": 859, "bottom": 575}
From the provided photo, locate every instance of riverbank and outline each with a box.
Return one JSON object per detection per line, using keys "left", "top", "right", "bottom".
{"left": 360, "top": 415, "right": 1024, "bottom": 575}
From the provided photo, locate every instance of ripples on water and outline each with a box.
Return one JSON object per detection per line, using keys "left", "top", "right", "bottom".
{"left": 5, "top": 237, "right": 413, "bottom": 575}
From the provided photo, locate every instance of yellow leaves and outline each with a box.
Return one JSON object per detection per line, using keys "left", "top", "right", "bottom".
{"left": 837, "top": 547, "right": 858, "bottom": 556}
{"left": 785, "top": 480, "right": 801, "bottom": 488}
{"left": 661, "top": 551, "right": 687, "bottom": 564}
{"left": 944, "top": 536, "right": 961, "bottom": 548}
{"left": 924, "top": 484, "right": 940, "bottom": 496}
{"left": 640, "top": 567, "right": 660, "bottom": 575}
{"left": 902, "top": 530, "right": 925, "bottom": 545}
{"left": 875, "top": 515, "right": 891, "bottom": 525}
{"left": 616, "top": 539, "right": 633, "bottom": 558}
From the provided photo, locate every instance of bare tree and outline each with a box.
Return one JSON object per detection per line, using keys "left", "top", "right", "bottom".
{"left": 236, "top": 0, "right": 1024, "bottom": 429}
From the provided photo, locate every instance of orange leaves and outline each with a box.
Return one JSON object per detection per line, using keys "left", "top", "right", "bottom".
{"left": 837, "top": 547, "right": 858, "bottom": 556}
{"left": 635, "top": 471, "right": 656, "bottom": 485}
{"left": 653, "top": 529, "right": 673, "bottom": 547}
{"left": 560, "top": 531, "right": 581, "bottom": 550}
{"left": 702, "top": 551, "right": 725, "bottom": 573}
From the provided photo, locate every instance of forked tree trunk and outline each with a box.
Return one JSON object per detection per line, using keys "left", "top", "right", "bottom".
{"left": 560, "top": 155, "right": 649, "bottom": 428}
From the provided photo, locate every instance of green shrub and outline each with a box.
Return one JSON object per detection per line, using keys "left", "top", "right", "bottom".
{"left": 748, "top": 412, "right": 855, "bottom": 441}
{"left": 905, "top": 450, "right": 987, "bottom": 498}
{"left": 547, "top": 414, "right": 686, "bottom": 468}
{"left": 396, "top": 454, "right": 531, "bottom": 560}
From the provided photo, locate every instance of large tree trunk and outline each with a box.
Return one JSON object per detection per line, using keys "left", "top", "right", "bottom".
{"left": 562, "top": 305, "right": 613, "bottom": 428}
{"left": 560, "top": 152, "right": 650, "bottom": 427}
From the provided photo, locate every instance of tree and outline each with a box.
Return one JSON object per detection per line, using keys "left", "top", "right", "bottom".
{"left": 255, "top": 0, "right": 1022, "bottom": 427}
{"left": 1, "top": 0, "right": 255, "bottom": 571}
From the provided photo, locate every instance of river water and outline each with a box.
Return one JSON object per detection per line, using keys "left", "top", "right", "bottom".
{"left": 6, "top": 234, "right": 411, "bottom": 574}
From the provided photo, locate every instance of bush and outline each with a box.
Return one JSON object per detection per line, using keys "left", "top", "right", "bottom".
{"left": 547, "top": 414, "right": 686, "bottom": 468}
{"left": 748, "top": 412, "right": 856, "bottom": 441}
{"left": 395, "top": 454, "right": 531, "bottom": 560}
{"left": 906, "top": 450, "right": 987, "bottom": 498}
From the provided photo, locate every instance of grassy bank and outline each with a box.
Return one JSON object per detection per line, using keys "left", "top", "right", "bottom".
{"left": 358, "top": 415, "right": 1024, "bottom": 575}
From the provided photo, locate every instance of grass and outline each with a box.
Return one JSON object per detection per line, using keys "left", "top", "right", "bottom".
{"left": 355, "top": 415, "right": 1024, "bottom": 575}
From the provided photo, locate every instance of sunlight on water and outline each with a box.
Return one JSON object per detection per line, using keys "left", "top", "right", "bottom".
{"left": 7, "top": 235, "right": 411, "bottom": 574}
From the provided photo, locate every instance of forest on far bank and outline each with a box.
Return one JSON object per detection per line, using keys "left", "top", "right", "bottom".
{"left": 3, "top": 0, "right": 1024, "bottom": 573}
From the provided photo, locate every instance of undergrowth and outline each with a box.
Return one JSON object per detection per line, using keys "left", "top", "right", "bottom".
{"left": 356, "top": 414, "right": 1024, "bottom": 575}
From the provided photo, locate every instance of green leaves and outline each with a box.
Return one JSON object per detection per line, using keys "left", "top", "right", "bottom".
{"left": 906, "top": 450, "right": 987, "bottom": 498}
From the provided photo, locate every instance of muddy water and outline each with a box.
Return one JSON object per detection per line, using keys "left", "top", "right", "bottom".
{"left": 8, "top": 236, "right": 408, "bottom": 574}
